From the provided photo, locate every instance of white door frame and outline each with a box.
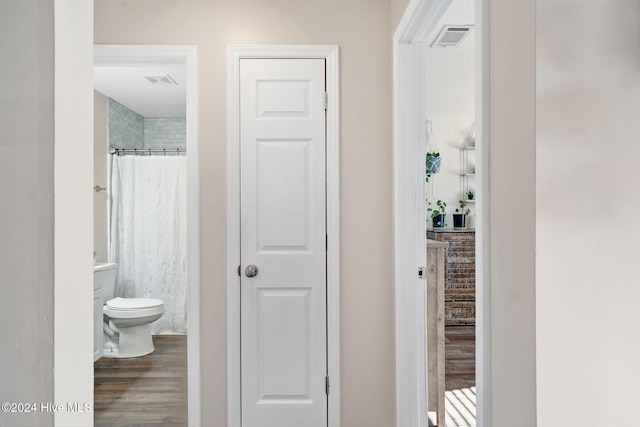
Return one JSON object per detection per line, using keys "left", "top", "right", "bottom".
{"left": 94, "top": 45, "right": 201, "bottom": 427}
{"left": 227, "top": 45, "right": 340, "bottom": 427}
{"left": 393, "top": 1, "right": 490, "bottom": 426}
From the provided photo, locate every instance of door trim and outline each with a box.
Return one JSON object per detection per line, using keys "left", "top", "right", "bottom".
{"left": 393, "top": 0, "right": 490, "bottom": 426}
{"left": 393, "top": 3, "right": 451, "bottom": 424}
{"left": 94, "top": 45, "right": 201, "bottom": 427}
{"left": 227, "top": 45, "right": 340, "bottom": 427}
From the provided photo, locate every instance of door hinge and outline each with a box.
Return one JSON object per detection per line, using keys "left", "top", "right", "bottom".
{"left": 418, "top": 267, "right": 426, "bottom": 280}
{"left": 323, "top": 92, "right": 328, "bottom": 110}
{"left": 238, "top": 265, "right": 241, "bottom": 277}
{"left": 325, "top": 375, "right": 330, "bottom": 395}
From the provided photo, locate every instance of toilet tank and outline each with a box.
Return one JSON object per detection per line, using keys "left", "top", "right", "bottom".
{"left": 94, "top": 263, "right": 117, "bottom": 301}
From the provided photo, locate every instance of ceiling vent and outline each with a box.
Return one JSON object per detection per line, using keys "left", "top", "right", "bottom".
{"left": 142, "top": 74, "right": 178, "bottom": 85}
{"left": 431, "top": 25, "right": 474, "bottom": 47}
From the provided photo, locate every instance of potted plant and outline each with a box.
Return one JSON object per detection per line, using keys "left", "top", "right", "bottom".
{"left": 466, "top": 190, "right": 474, "bottom": 200}
{"left": 453, "top": 200, "right": 471, "bottom": 229}
{"left": 425, "top": 152, "right": 442, "bottom": 183}
{"left": 427, "top": 200, "right": 447, "bottom": 228}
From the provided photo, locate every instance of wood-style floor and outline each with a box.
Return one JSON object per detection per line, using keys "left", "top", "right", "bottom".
{"left": 94, "top": 329, "right": 474, "bottom": 427}
{"left": 445, "top": 326, "right": 475, "bottom": 391}
{"left": 444, "top": 326, "right": 476, "bottom": 427}
{"left": 94, "top": 335, "right": 188, "bottom": 427}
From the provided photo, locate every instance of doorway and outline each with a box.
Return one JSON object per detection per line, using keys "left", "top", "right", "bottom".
{"left": 393, "top": 0, "right": 488, "bottom": 426}
{"left": 227, "top": 45, "right": 340, "bottom": 427}
{"left": 93, "top": 45, "right": 201, "bottom": 425}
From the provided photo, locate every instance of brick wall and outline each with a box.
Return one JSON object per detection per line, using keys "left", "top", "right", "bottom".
{"left": 427, "top": 230, "right": 475, "bottom": 325}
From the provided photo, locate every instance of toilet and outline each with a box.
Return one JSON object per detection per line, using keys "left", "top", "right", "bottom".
{"left": 96, "top": 263, "right": 164, "bottom": 358}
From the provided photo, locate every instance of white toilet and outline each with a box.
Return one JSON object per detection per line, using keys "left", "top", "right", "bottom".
{"left": 96, "top": 263, "right": 164, "bottom": 358}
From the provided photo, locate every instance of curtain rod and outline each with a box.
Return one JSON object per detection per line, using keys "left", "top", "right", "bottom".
{"left": 110, "top": 148, "right": 186, "bottom": 155}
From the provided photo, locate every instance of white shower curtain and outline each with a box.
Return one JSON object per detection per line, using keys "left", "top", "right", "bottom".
{"left": 110, "top": 155, "right": 187, "bottom": 334}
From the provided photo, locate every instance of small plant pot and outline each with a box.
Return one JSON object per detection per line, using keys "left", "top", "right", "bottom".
{"left": 467, "top": 194, "right": 474, "bottom": 200}
{"left": 426, "top": 156, "right": 442, "bottom": 175}
{"left": 452, "top": 214, "right": 467, "bottom": 229}
{"left": 432, "top": 214, "right": 446, "bottom": 228}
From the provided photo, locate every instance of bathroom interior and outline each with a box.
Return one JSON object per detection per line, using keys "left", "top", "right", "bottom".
{"left": 423, "top": 0, "right": 477, "bottom": 426}
{"left": 92, "top": 61, "right": 189, "bottom": 425}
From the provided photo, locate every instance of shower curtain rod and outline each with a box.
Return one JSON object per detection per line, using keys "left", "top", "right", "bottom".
{"left": 110, "top": 147, "right": 186, "bottom": 155}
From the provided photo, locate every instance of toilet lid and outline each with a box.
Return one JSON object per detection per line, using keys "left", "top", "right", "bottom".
{"left": 106, "top": 297, "right": 164, "bottom": 310}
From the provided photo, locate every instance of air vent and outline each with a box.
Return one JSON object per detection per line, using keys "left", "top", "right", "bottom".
{"left": 142, "top": 74, "right": 178, "bottom": 85}
{"left": 431, "top": 25, "right": 474, "bottom": 47}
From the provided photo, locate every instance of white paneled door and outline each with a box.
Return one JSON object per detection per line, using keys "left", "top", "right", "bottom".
{"left": 239, "top": 58, "right": 327, "bottom": 427}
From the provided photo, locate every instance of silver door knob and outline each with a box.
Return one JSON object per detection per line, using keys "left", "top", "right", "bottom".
{"left": 245, "top": 265, "right": 259, "bottom": 278}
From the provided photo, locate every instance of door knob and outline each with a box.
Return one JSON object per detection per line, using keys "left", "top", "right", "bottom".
{"left": 245, "top": 265, "right": 259, "bottom": 278}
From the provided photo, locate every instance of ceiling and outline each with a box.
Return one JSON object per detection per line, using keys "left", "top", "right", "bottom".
{"left": 424, "top": 0, "right": 475, "bottom": 46}
{"left": 424, "top": 0, "right": 475, "bottom": 119}
{"left": 94, "top": 65, "right": 186, "bottom": 118}
{"left": 92, "top": 1, "right": 472, "bottom": 121}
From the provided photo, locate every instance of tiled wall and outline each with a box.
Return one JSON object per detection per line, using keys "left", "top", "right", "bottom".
{"left": 109, "top": 99, "right": 185, "bottom": 150}
{"left": 108, "top": 99, "right": 143, "bottom": 149}
{"left": 144, "top": 118, "right": 186, "bottom": 150}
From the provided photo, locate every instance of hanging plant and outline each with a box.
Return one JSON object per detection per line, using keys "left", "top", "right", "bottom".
{"left": 426, "top": 152, "right": 441, "bottom": 174}
{"left": 425, "top": 121, "right": 441, "bottom": 182}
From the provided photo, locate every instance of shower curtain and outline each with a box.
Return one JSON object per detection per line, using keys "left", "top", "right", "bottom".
{"left": 110, "top": 155, "right": 187, "bottom": 334}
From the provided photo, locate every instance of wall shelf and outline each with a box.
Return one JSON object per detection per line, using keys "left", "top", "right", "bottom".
{"left": 460, "top": 123, "right": 476, "bottom": 200}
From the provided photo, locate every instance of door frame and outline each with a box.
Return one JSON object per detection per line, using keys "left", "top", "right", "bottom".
{"left": 227, "top": 45, "right": 340, "bottom": 427}
{"left": 94, "top": 45, "right": 202, "bottom": 426}
{"left": 393, "top": 0, "right": 490, "bottom": 426}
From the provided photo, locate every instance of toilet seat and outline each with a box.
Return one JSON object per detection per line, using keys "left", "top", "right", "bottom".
{"left": 106, "top": 297, "right": 164, "bottom": 310}
{"left": 104, "top": 297, "right": 164, "bottom": 319}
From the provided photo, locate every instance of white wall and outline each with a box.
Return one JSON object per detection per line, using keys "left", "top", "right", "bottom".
{"left": 0, "top": 2, "right": 55, "bottom": 426}
{"left": 424, "top": 0, "right": 475, "bottom": 225}
{"left": 536, "top": 0, "right": 640, "bottom": 425}
{"left": 485, "top": 0, "right": 537, "bottom": 424}
{"left": 54, "top": 0, "right": 94, "bottom": 426}
{"left": 94, "top": 91, "right": 109, "bottom": 263}
{"left": 424, "top": 118, "right": 474, "bottom": 224}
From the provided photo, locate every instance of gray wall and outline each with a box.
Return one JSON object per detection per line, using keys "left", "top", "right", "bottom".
{"left": 0, "top": 1, "right": 54, "bottom": 426}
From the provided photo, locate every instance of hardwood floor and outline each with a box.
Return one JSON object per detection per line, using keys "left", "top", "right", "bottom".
{"left": 444, "top": 326, "right": 476, "bottom": 427}
{"left": 95, "top": 330, "right": 473, "bottom": 427}
{"left": 445, "top": 326, "right": 475, "bottom": 391}
{"left": 94, "top": 335, "right": 188, "bottom": 427}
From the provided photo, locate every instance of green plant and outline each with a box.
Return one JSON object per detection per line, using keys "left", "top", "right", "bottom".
{"left": 466, "top": 190, "right": 474, "bottom": 200}
{"left": 428, "top": 200, "right": 447, "bottom": 218}
{"left": 455, "top": 200, "right": 471, "bottom": 215}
